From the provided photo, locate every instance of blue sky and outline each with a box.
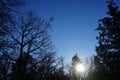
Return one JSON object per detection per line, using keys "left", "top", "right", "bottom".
{"left": 27, "top": 0, "right": 119, "bottom": 62}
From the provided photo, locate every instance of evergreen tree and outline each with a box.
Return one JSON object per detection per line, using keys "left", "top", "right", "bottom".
{"left": 71, "top": 54, "right": 82, "bottom": 80}
{"left": 95, "top": 0, "right": 120, "bottom": 80}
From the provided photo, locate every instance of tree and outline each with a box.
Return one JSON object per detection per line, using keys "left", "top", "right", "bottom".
{"left": 0, "top": 1, "right": 24, "bottom": 80}
{"left": 95, "top": 0, "right": 120, "bottom": 80}
{"left": 0, "top": 0, "right": 25, "bottom": 47}
{"left": 71, "top": 54, "right": 82, "bottom": 80}
{"left": 0, "top": 1, "right": 70, "bottom": 80}
{"left": 25, "top": 55, "right": 69, "bottom": 80}
{"left": 85, "top": 57, "right": 97, "bottom": 80}
{"left": 6, "top": 11, "right": 54, "bottom": 80}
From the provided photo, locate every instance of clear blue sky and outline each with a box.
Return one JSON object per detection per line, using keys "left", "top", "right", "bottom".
{"left": 27, "top": 0, "right": 119, "bottom": 62}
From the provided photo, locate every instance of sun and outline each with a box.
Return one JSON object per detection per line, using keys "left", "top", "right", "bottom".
{"left": 75, "top": 63, "right": 85, "bottom": 73}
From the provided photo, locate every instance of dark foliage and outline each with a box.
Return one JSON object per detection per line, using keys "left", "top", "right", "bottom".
{"left": 94, "top": 0, "right": 120, "bottom": 80}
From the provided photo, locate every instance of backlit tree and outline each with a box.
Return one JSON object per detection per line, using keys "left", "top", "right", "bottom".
{"left": 95, "top": 0, "right": 120, "bottom": 80}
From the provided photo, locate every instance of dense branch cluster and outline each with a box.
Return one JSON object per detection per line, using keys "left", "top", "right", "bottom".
{"left": 0, "top": 0, "right": 69, "bottom": 80}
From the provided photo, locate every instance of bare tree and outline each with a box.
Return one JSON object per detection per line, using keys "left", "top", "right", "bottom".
{"left": 2, "top": 11, "right": 54, "bottom": 80}
{"left": 0, "top": 0, "right": 24, "bottom": 80}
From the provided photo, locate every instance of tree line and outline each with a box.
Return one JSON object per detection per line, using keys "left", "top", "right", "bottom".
{"left": 0, "top": 0, "right": 120, "bottom": 80}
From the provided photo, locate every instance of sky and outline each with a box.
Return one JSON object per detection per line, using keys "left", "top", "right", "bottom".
{"left": 27, "top": 0, "right": 119, "bottom": 63}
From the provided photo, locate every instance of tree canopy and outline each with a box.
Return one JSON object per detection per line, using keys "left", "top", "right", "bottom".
{"left": 0, "top": 1, "right": 69, "bottom": 80}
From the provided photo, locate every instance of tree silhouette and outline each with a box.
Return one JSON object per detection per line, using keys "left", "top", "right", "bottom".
{"left": 6, "top": 11, "right": 54, "bottom": 80}
{"left": 0, "top": 0, "right": 76, "bottom": 80}
{"left": 71, "top": 54, "right": 82, "bottom": 80}
{"left": 95, "top": 0, "right": 120, "bottom": 80}
{"left": 0, "top": 0, "right": 25, "bottom": 48}
{"left": 85, "top": 57, "right": 96, "bottom": 80}
{"left": 0, "top": 9, "right": 69, "bottom": 79}
{"left": 0, "top": 1, "right": 24, "bottom": 80}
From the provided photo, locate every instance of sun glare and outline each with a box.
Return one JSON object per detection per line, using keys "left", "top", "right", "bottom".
{"left": 75, "top": 63, "right": 85, "bottom": 73}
